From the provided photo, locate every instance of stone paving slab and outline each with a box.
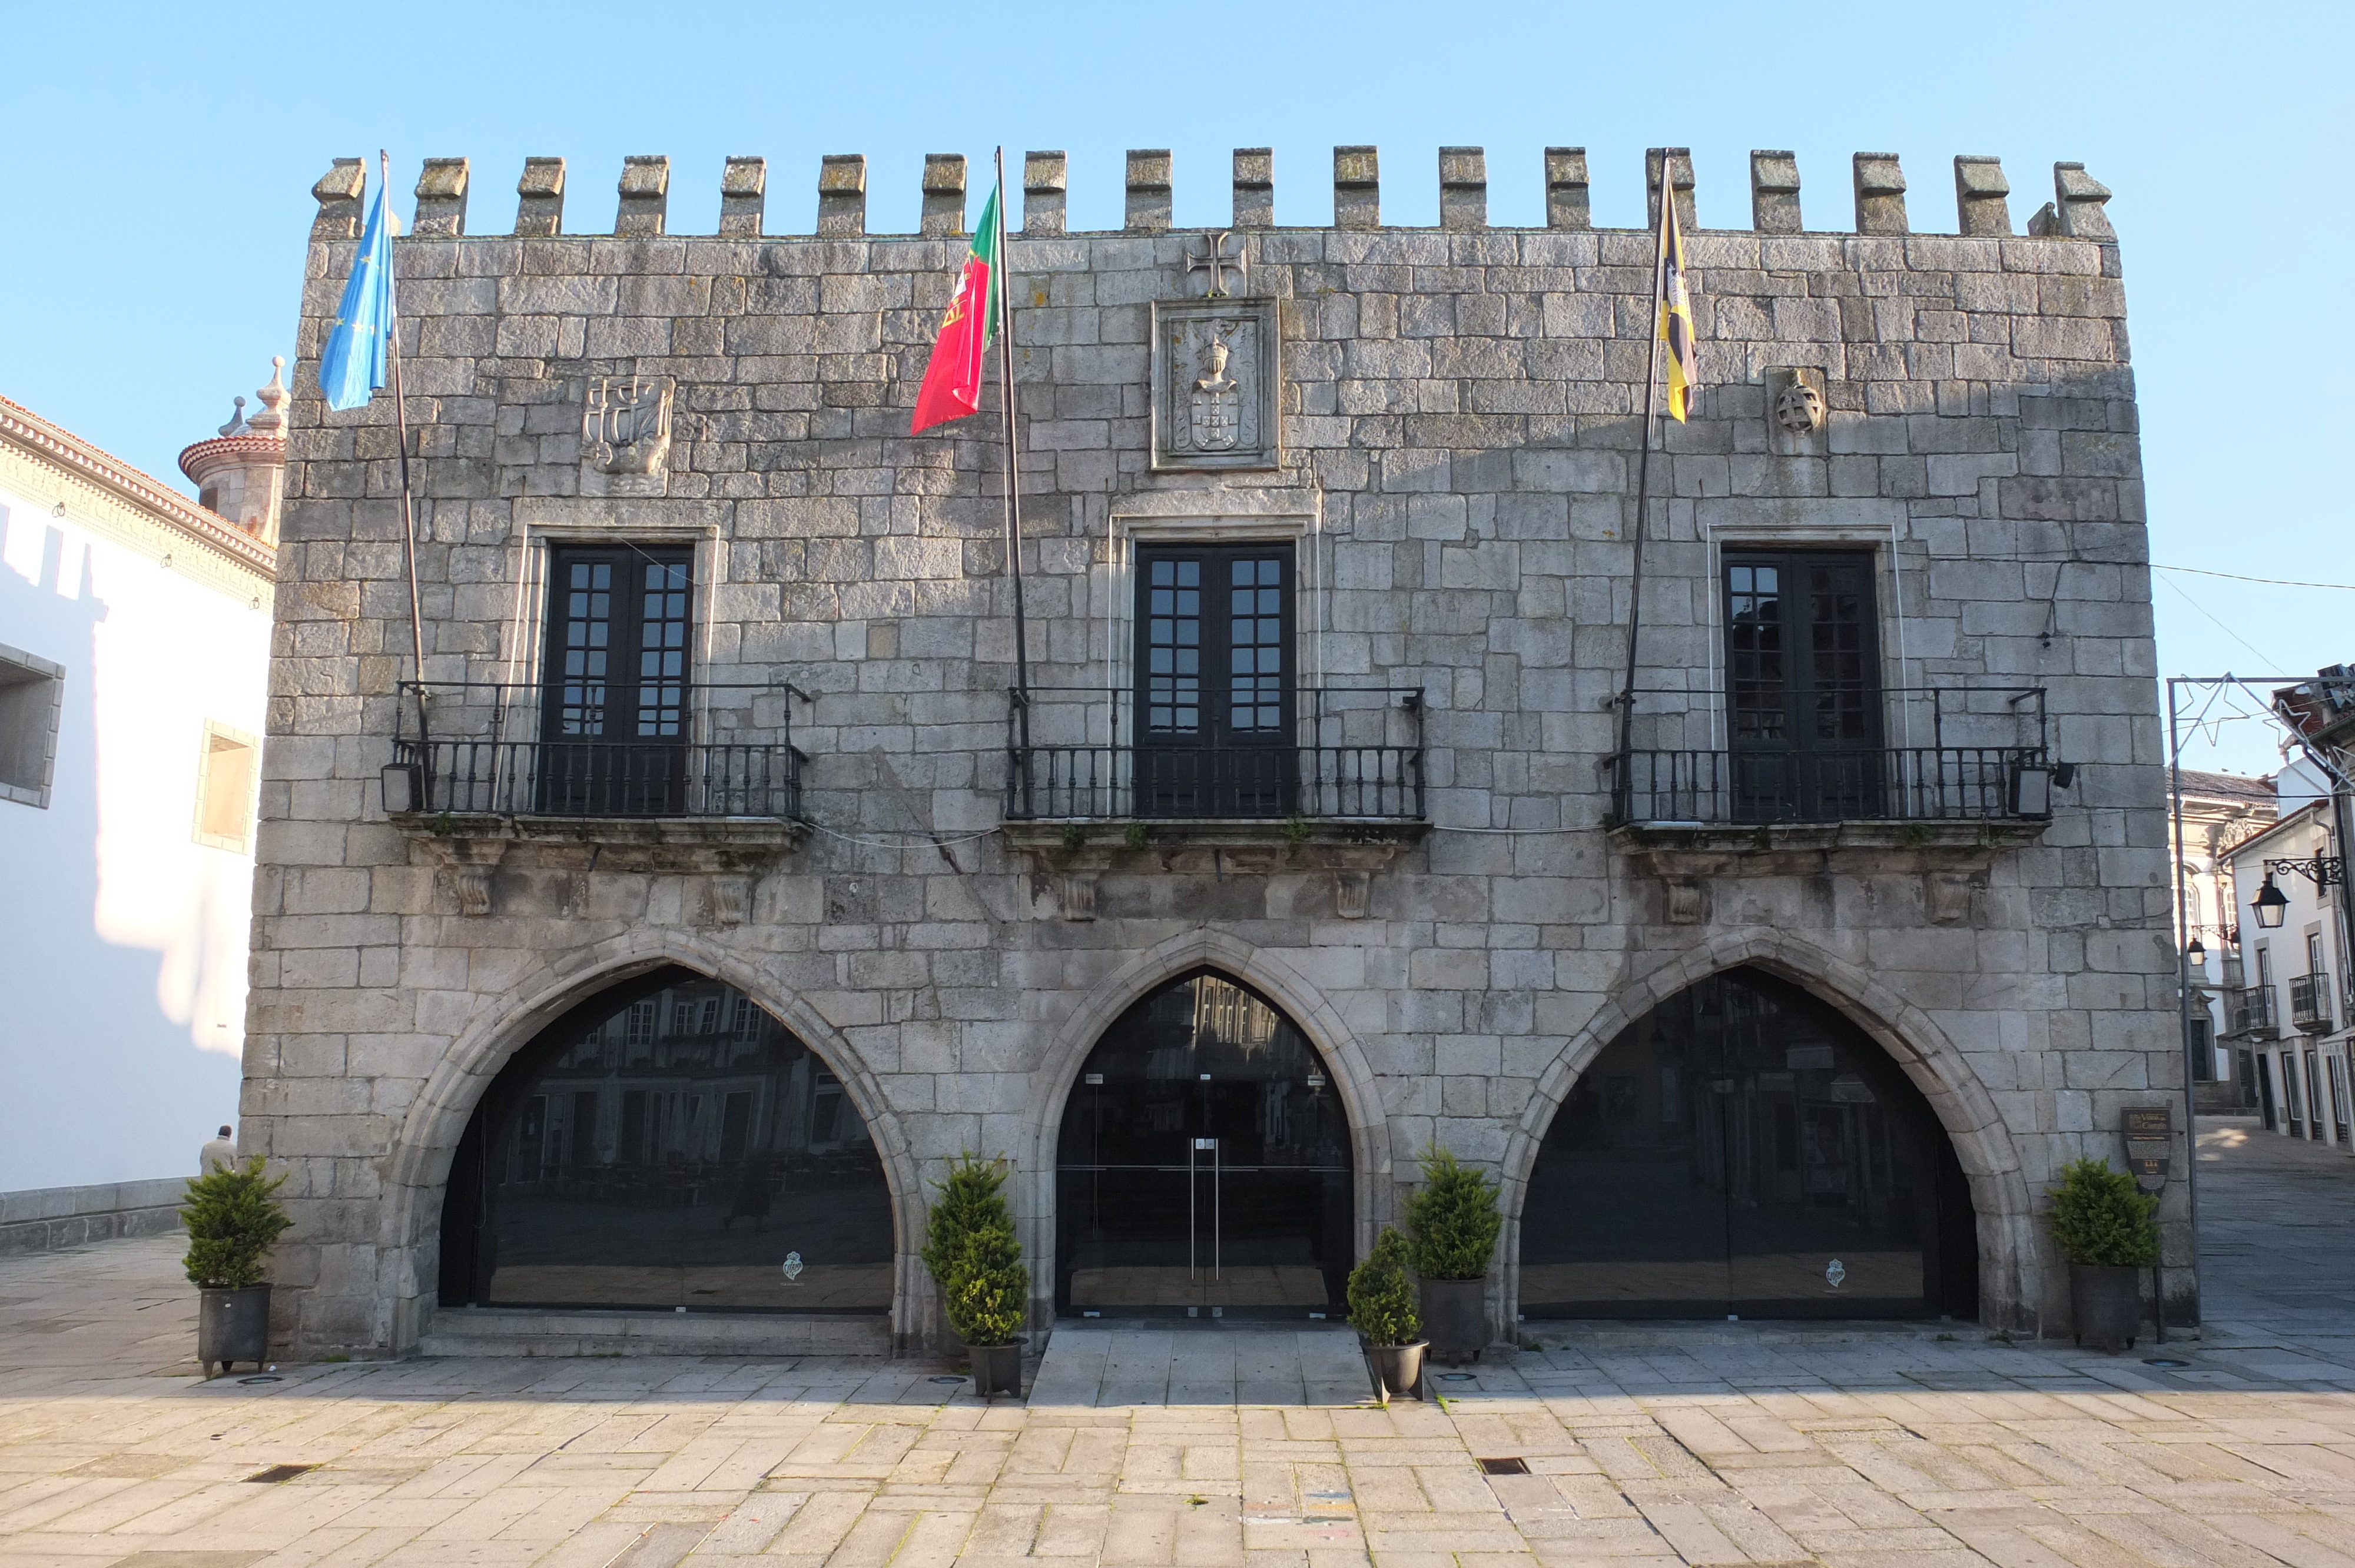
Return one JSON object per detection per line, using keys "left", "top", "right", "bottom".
{"left": 1, "top": 1125, "right": 2349, "bottom": 1566}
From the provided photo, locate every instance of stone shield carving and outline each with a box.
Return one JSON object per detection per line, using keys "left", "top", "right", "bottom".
{"left": 1151, "top": 298, "right": 1278, "bottom": 471}
{"left": 583, "top": 375, "right": 675, "bottom": 475}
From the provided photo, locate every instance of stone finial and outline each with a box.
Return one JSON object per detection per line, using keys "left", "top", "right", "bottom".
{"left": 1750, "top": 150, "right": 1801, "bottom": 234}
{"left": 1233, "top": 147, "right": 1274, "bottom": 228}
{"left": 1646, "top": 148, "right": 1696, "bottom": 232}
{"left": 1023, "top": 150, "right": 1067, "bottom": 236}
{"left": 250, "top": 357, "right": 290, "bottom": 437}
{"left": 615, "top": 156, "right": 669, "bottom": 236}
{"left": 719, "top": 155, "right": 766, "bottom": 237}
{"left": 817, "top": 154, "right": 867, "bottom": 237}
{"left": 515, "top": 157, "right": 566, "bottom": 236}
{"left": 1439, "top": 147, "right": 1487, "bottom": 230}
{"left": 412, "top": 157, "right": 469, "bottom": 237}
{"left": 921, "top": 153, "right": 967, "bottom": 237}
{"left": 1953, "top": 155, "right": 2010, "bottom": 237}
{"left": 1334, "top": 145, "right": 1379, "bottom": 230}
{"left": 1853, "top": 152, "right": 1909, "bottom": 234}
{"left": 1545, "top": 147, "right": 1590, "bottom": 230}
{"left": 311, "top": 157, "right": 366, "bottom": 240}
{"left": 1126, "top": 149, "right": 1172, "bottom": 232}
{"left": 2054, "top": 162, "right": 2115, "bottom": 240}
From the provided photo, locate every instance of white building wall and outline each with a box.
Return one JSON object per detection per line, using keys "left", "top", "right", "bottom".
{"left": 0, "top": 481, "right": 271, "bottom": 1188}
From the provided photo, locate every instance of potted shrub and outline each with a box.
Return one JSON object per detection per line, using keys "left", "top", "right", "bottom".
{"left": 2046, "top": 1156, "right": 2158, "bottom": 1353}
{"left": 1405, "top": 1146, "right": 1502, "bottom": 1366}
{"left": 181, "top": 1156, "right": 293, "bottom": 1377}
{"left": 921, "top": 1155, "right": 1029, "bottom": 1396}
{"left": 1348, "top": 1226, "right": 1425, "bottom": 1403}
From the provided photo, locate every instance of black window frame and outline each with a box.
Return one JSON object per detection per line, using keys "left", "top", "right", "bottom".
{"left": 536, "top": 543, "right": 697, "bottom": 815}
{"left": 1130, "top": 540, "right": 1298, "bottom": 818}
{"left": 1722, "top": 547, "right": 1887, "bottom": 823}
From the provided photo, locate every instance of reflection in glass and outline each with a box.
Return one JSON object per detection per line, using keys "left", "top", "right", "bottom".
{"left": 1521, "top": 967, "right": 1975, "bottom": 1320}
{"left": 1056, "top": 969, "right": 1351, "bottom": 1317}
{"left": 439, "top": 966, "right": 893, "bottom": 1313}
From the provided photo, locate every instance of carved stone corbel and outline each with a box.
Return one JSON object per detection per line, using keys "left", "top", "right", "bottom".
{"left": 1664, "top": 880, "right": 1707, "bottom": 925}
{"left": 706, "top": 874, "right": 752, "bottom": 928}
{"left": 416, "top": 838, "right": 508, "bottom": 918}
{"left": 1335, "top": 870, "right": 1372, "bottom": 919}
{"left": 1058, "top": 873, "right": 1098, "bottom": 922}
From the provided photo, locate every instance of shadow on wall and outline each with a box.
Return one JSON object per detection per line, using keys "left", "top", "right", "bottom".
{"left": 0, "top": 519, "right": 241, "bottom": 1191}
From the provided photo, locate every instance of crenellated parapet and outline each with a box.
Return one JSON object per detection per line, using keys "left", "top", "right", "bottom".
{"left": 313, "top": 148, "right": 2118, "bottom": 243}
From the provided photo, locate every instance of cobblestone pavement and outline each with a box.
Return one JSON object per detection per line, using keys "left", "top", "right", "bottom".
{"left": 1, "top": 1122, "right": 2349, "bottom": 1568}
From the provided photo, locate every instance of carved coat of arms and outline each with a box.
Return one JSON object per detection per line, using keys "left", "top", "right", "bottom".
{"left": 1151, "top": 299, "right": 1276, "bottom": 471}
{"left": 582, "top": 375, "right": 675, "bottom": 475}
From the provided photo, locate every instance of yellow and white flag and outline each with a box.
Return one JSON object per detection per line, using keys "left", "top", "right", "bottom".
{"left": 1657, "top": 191, "right": 1700, "bottom": 422}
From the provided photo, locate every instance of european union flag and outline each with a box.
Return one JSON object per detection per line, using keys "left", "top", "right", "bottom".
{"left": 319, "top": 169, "right": 396, "bottom": 411}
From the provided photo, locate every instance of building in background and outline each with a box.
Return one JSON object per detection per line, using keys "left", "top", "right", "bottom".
{"left": 0, "top": 373, "right": 280, "bottom": 1191}
{"left": 2229, "top": 669, "right": 2355, "bottom": 1151}
{"left": 2173, "top": 768, "right": 2275, "bottom": 1107}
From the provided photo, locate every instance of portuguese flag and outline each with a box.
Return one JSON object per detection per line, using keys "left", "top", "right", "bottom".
{"left": 911, "top": 180, "right": 1004, "bottom": 433}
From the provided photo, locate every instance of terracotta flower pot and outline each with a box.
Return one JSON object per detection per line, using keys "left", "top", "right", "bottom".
{"left": 198, "top": 1285, "right": 271, "bottom": 1377}
{"left": 968, "top": 1341, "right": 1023, "bottom": 1397}
{"left": 2069, "top": 1264, "right": 2143, "bottom": 1354}
{"left": 1419, "top": 1278, "right": 1487, "bottom": 1365}
{"left": 1365, "top": 1338, "right": 1428, "bottom": 1403}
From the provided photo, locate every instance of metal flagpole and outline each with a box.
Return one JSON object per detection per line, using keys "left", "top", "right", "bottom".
{"left": 1613, "top": 171, "right": 1674, "bottom": 772}
{"left": 380, "top": 151, "right": 427, "bottom": 692}
{"left": 993, "top": 146, "right": 1032, "bottom": 702}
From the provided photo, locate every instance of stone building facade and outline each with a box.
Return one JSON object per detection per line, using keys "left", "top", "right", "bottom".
{"left": 248, "top": 144, "right": 2182, "bottom": 1358}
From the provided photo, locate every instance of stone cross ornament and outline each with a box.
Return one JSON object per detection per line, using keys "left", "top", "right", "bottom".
{"left": 1185, "top": 230, "right": 1246, "bottom": 298}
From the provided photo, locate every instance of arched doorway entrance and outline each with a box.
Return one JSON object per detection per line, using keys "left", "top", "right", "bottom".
{"left": 438, "top": 965, "right": 894, "bottom": 1315}
{"left": 1522, "top": 967, "right": 1976, "bottom": 1319}
{"left": 1056, "top": 969, "right": 1352, "bottom": 1318}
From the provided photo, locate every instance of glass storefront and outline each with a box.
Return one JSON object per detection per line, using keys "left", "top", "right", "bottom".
{"left": 439, "top": 966, "right": 894, "bottom": 1313}
{"left": 1521, "top": 967, "right": 1977, "bottom": 1320}
{"left": 1056, "top": 969, "right": 1352, "bottom": 1318}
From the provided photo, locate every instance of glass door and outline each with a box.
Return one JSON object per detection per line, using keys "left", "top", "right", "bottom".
{"left": 1133, "top": 543, "right": 1295, "bottom": 818}
{"left": 540, "top": 545, "right": 694, "bottom": 813}
{"left": 1056, "top": 971, "right": 1351, "bottom": 1317}
{"left": 1724, "top": 550, "right": 1883, "bottom": 822}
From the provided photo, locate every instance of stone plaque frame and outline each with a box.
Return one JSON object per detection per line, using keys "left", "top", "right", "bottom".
{"left": 1150, "top": 298, "right": 1279, "bottom": 473}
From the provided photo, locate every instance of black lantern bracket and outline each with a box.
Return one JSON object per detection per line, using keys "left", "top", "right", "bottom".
{"left": 2250, "top": 855, "right": 2347, "bottom": 929}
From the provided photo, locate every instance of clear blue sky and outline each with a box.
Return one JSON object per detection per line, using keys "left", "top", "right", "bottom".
{"left": 4, "top": 1, "right": 2344, "bottom": 773}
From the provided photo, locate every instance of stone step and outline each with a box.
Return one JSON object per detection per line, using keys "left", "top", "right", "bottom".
{"left": 419, "top": 1306, "right": 890, "bottom": 1359}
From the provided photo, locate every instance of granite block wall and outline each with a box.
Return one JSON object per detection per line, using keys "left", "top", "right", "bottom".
{"left": 248, "top": 146, "right": 2180, "bottom": 1356}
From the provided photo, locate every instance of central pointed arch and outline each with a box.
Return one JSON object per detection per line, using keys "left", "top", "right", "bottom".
{"left": 1022, "top": 931, "right": 1390, "bottom": 1323}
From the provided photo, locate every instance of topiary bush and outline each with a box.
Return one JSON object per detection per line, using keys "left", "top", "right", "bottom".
{"left": 2046, "top": 1157, "right": 2159, "bottom": 1267}
{"left": 1404, "top": 1145, "right": 1502, "bottom": 1281}
{"left": 1346, "top": 1226, "right": 1421, "bottom": 1346}
{"left": 942, "top": 1224, "right": 1029, "bottom": 1347}
{"left": 181, "top": 1157, "right": 293, "bottom": 1290}
{"left": 921, "top": 1154, "right": 1029, "bottom": 1347}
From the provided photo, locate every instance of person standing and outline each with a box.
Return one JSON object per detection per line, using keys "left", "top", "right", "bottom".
{"left": 199, "top": 1125, "right": 236, "bottom": 1174}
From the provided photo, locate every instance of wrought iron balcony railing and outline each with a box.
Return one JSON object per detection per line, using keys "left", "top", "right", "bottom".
{"left": 1004, "top": 686, "right": 1425, "bottom": 822}
{"left": 1607, "top": 685, "right": 2051, "bottom": 827}
{"left": 386, "top": 681, "right": 805, "bottom": 820}
{"left": 2224, "top": 984, "right": 2279, "bottom": 1039}
{"left": 2290, "top": 972, "right": 2334, "bottom": 1034}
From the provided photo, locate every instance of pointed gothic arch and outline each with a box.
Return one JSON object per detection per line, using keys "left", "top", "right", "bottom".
{"left": 373, "top": 933, "right": 920, "bottom": 1353}
{"left": 1497, "top": 929, "right": 2035, "bottom": 1328}
{"left": 1020, "top": 930, "right": 1391, "bottom": 1324}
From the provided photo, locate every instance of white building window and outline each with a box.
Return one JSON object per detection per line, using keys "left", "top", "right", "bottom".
{"left": 193, "top": 721, "right": 260, "bottom": 852}
{"left": 0, "top": 643, "right": 65, "bottom": 809}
